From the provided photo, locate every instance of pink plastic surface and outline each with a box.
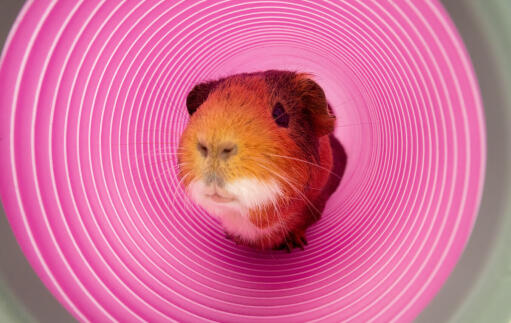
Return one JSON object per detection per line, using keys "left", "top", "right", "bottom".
{"left": 0, "top": 1, "right": 486, "bottom": 322}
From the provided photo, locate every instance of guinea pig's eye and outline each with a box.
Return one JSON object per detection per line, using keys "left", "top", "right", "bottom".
{"left": 272, "top": 102, "right": 289, "bottom": 127}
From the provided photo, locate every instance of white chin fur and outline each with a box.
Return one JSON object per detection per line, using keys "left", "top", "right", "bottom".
{"left": 188, "top": 178, "right": 282, "bottom": 241}
{"left": 224, "top": 178, "right": 282, "bottom": 211}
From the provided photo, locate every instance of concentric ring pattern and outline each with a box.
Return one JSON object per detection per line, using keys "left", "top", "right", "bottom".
{"left": 0, "top": 1, "right": 486, "bottom": 322}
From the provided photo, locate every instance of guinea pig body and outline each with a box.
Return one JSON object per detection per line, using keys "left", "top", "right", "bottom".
{"left": 178, "top": 70, "right": 336, "bottom": 250}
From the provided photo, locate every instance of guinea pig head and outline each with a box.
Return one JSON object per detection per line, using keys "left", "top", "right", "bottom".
{"left": 178, "top": 71, "right": 335, "bottom": 223}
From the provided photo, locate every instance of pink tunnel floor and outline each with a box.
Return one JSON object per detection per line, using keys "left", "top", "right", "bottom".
{"left": 0, "top": 1, "right": 486, "bottom": 322}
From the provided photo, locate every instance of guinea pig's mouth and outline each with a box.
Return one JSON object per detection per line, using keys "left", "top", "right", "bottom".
{"left": 206, "top": 193, "right": 236, "bottom": 203}
{"left": 203, "top": 185, "right": 237, "bottom": 204}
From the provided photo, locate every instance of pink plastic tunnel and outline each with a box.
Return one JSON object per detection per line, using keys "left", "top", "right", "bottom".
{"left": 0, "top": 1, "right": 486, "bottom": 322}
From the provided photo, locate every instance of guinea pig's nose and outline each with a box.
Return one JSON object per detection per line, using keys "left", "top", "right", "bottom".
{"left": 218, "top": 142, "right": 237, "bottom": 160}
{"left": 197, "top": 142, "right": 208, "bottom": 157}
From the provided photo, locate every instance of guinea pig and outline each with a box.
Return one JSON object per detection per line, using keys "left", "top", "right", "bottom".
{"left": 177, "top": 70, "right": 336, "bottom": 251}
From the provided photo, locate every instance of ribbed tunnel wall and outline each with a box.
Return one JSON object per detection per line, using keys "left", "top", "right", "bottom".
{"left": 0, "top": 1, "right": 485, "bottom": 322}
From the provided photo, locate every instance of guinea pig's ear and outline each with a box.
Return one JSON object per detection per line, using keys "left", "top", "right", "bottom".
{"left": 186, "top": 80, "right": 219, "bottom": 115}
{"left": 296, "top": 75, "right": 336, "bottom": 137}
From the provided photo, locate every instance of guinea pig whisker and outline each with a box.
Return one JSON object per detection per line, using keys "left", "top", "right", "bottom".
{"left": 155, "top": 152, "right": 184, "bottom": 156}
{"left": 137, "top": 152, "right": 183, "bottom": 162}
{"left": 265, "top": 153, "right": 343, "bottom": 181}
{"left": 176, "top": 167, "right": 192, "bottom": 178}
{"left": 266, "top": 190, "right": 296, "bottom": 252}
{"left": 171, "top": 171, "right": 194, "bottom": 203}
{"left": 251, "top": 158, "right": 322, "bottom": 217}
{"left": 135, "top": 157, "right": 179, "bottom": 169}
{"left": 148, "top": 166, "right": 181, "bottom": 187}
{"left": 142, "top": 149, "right": 183, "bottom": 156}
{"left": 153, "top": 169, "right": 195, "bottom": 210}
{"left": 147, "top": 156, "right": 189, "bottom": 165}
{"left": 335, "top": 121, "right": 377, "bottom": 128}
{"left": 259, "top": 159, "right": 322, "bottom": 192}
{"left": 138, "top": 158, "right": 182, "bottom": 170}
{"left": 240, "top": 166, "right": 300, "bottom": 246}
{"left": 143, "top": 153, "right": 183, "bottom": 161}
{"left": 145, "top": 159, "right": 191, "bottom": 171}
{"left": 262, "top": 187, "right": 284, "bottom": 231}
{"left": 271, "top": 198, "right": 290, "bottom": 252}
{"left": 111, "top": 142, "right": 181, "bottom": 146}
{"left": 148, "top": 160, "right": 189, "bottom": 184}
{"left": 144, "top": 158, "right": 173, "bottom": 168}
{"left": 267, "top": 168, "right": 321, "bottom": 218}
{"left": 163, "top": 170, "right": 198, "bottom": 212}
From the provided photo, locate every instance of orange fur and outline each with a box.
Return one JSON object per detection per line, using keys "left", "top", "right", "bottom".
{"left": 178, "top": 71, "right": 335, "bottom": 250}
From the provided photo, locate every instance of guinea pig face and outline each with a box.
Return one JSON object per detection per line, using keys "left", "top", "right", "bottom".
{"left": 177, "top": 71, "right": 335, "bottom": 221}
